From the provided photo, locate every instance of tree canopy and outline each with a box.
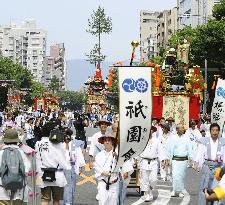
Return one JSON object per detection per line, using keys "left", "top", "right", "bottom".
{"left": 0, "top": 57, "right": 32, "bottom": 88}
{"left": 57, "top": 91, "right": 84, "bottom": 111}
{"left": 48, "top": 75, "right": 60, "bottom": 93}
{"left": 213, "top": 0, "right": 225, "bottom": 20}
{"left": 86, "top": 6, "right": 112, "bottom": 65}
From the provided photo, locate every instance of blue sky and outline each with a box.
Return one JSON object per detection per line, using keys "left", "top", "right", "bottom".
{"left": 0, "top": 0, "right": 176, "bottom": 62}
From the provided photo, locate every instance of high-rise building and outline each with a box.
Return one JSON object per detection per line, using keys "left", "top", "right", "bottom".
{"left": 0, "top": 20, "right": 47, "bottom": 82}
{"left": 45, "top": 43, "right": 67, "bottom": 91}
{"left": 177, "top": 0, "right": 220, "bottom": 29}
{"left": 140, "top": 11, "right": 160, "bottom": 62}
{"left": 157, "top": 7, "right": 178, "bottom": 50}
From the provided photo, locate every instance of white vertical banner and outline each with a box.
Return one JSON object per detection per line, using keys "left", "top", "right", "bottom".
{"left": 211, "top": 78, "right": 225, "bottom": 135}
{"left": 117, "top": 66, "right": 152, "bottom": 168}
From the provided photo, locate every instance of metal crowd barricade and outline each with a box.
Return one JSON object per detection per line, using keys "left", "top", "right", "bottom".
{"left": 19, "top": 144, "right": 38, "bottom": 205}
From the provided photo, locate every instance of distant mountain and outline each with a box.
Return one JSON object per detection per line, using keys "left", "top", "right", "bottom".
{"left": 66, "top": 59, "right": 113, "bottom": 91}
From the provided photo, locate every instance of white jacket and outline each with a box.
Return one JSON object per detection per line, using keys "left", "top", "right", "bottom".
{"left": 35, "top": 137, "right": 71, "bottom": 188}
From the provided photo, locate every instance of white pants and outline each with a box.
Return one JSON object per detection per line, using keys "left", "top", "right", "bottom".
{"left": 160, "top": 160, "right": 171, "bottom": 179}
{"left": 140, "top": 168, "right": 157, "bottom": 192}
{"left": 97, "top": 180, "right": 119, "bottom": 205}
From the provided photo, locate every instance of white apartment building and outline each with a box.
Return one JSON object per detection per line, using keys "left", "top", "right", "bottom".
{"left": 0, "top": 20, "right": 47, "bottom": 82}
{"left": 140, "top": 11, "right": 160, "bottom": 62}
{"left": 45, "top": 43, "right": 67, "bottom": 91}
{"left": 157, "top": 7, "right": 178, "bottom": 50}
{"left": 178, "top": 0, "right": 220, "bottom": 28}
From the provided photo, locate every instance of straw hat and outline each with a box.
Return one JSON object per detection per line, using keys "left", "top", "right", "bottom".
{"left": 96, "top": 119, "right": 112, "bottom": 126}
{"left": 3, "top": 129, "right": 20, "bottom": 143}
{"left": 98, "top": 133, "right": 118, "bottom": 144}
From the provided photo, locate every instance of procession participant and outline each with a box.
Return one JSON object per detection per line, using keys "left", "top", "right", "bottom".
{"left": 35, "top": 121, "right": 71, "bottom": 205}
{"left": 15, "top": 111, "right": 25, "bottom": 128}
{"left": 94, "top": 133, "right": 119, "bottom": 205}
{"left": 89, "top": 119, "right": 111, "bottom": 169}
{"left": 24, "top": 117, "right": 35, "bottom": 148}
{"left": 156, "top": 117, "right": 166, "bottom": 139}
{"left": 139, "top": 126, "right": 166, "bottom": 202}
{"left": 111, "top": 122, "right": 118, "bottom": 137}
{"left": 186, "top": 119, "right": 202, "bottom": 168}
{"left": 200, "top": 116, "right": 211, "bottom": 137}
{"left": 167, "top": 124, "right": 192, "bottom": 197}
{"left": 166, "top": 117, "right": 176, "bottom": 134}
{"left": 194, "top": 123, "right": 225, "bottom": 205}
{"left": 118, "top": 159, "right": 134, "bottom": 205}
{"left": 159, "top": 123, "right": 172, "bottom": 181}
{"left": 151, "top": 117, "right": 161, "bottom": 138}
{"left": 62, "top": 128, "right": 85, "bottom": 205}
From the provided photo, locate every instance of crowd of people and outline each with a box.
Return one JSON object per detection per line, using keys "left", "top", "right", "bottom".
{"left": 0, "top": 108, "right": 225, "bottom": 205}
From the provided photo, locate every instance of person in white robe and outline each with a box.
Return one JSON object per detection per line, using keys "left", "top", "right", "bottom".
{"left": 94, "top": 133, "right": 119, "bottom": 205}
{"left": 194, "top": 123, "right": 225, "bottom": 205}
{"left": 89, "top": 119, "right": 111, "bottom": 169}
{"left": 185, "top": 119, "right": 202, "bottom": 167}
{"left": 166, "top": 117, "right": 176, "bottom": 134}
{"left": 62, "top": 128, "right": 85, "bottom": 205}
{"left": 118, "top": 159, "right": 134, "bottom": 205}
{"left": 138, "top": 126, "right": 166, "bottom": 202}
{"left": 159, "top": 123, "right": 172, "bottom": 181}
{"left": 167, "top": 124, "right": 192, "bottom": 197}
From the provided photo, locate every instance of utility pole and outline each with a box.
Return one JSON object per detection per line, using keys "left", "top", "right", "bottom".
{"left": 204, "top": 59, "right": 208, "bottom": 114}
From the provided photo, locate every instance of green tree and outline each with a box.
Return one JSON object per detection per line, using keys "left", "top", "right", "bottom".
{"left": 213, "top": 0, "right": 225, "bottom": 20}
{"left": 57, "top": 91, "right": 84, "bottom": 110}
{"left": 191, "top": 20, "right": 225, "bottom": 68}
{"left": 87, "top": 6, "right": 112, "bottom": 65}
{"left": 85, "top": 43, "right": 106, "bottom": 66}
{"left": 30, "top": 81, "right": 46, "bottom": 99}
{"left": 48, "top": 75, "right": 60, "bottom": 93}
{"left": 169, "top": 26, "right": 197, "bottom": 50}
{"left": 0, "top": 57, "right": 32, "bottom": 88}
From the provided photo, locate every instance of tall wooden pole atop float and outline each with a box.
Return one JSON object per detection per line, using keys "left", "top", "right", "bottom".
{"left": 130, "top": 40, "right": 139, "bottom": 66}
{"left": 204, "top": 59, "right": 208, "bottom": 114}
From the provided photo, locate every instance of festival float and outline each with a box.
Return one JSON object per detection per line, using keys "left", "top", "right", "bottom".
{"left": 84, "top": 64, "right": 107, "bottom": 113}
{"left": 34, "top": 92, "right": 59, "bottom": 111}
{"left": 107, "top": 39, "right": 206, "bottom": 127}
{"left": 149, "top": 39, "right": 205, "bottom": 127}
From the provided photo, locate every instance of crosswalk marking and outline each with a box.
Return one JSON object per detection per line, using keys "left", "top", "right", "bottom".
{"left": 180, "top": 189, "right": 191, "bottom": 205}
{"left": 151, "top": 189, "right": 171, "bottom": 205}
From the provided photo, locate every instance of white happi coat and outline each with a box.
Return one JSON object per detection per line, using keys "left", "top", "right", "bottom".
{"left": 194, "top": 137, "right": 225, "bottom": 168}
{"left": 94, "top": 149, "right": 119, "bottom": 205}
{"left": 159, "top": 132, "right": 172, "bottom": 159}
{"left": 35, "top": 137, "right": 71, "bottom": 188}
{"left": 186, "top": 127, "right": 202, "bottom": 159}
{"left": 139, "top": 136, "right": 166, "bottom": 170}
